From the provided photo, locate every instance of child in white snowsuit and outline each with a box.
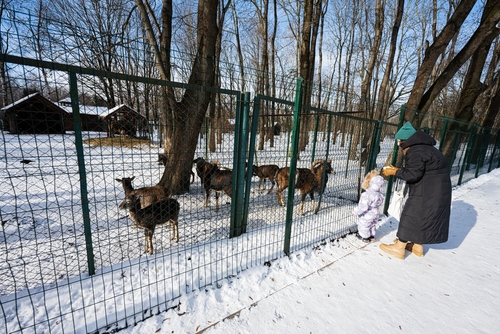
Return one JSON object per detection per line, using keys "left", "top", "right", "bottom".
{"left": 352, "top": 170, "right": 385, "bottom": 242}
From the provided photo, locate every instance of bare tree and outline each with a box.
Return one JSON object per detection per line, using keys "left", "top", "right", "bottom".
{"left": 359, "top": 0, "right": 384, "bottom": 118}
{"left": 417, "top": 6, "right": 500, "bottom": 120}
{"left": 375, "top": 0, "right": 404, "bottom": 121}
{"left": 46, "top": 0, "right": 140, "bottom": 107}
{"left": 229, "top": 2, "right": 246, "bottom": 92}
{"left": 297, "top": 0, "right": 323, "bottom": 153}
{"left": 323, "top": 0, "right": 363, "bottom": 147}
{"left": 249, "top": 0, "right": 273, "bottom": 151}
{"left": 350, "top": 0, "right": 385, "bottom": 161}
{"left": 476, "top": 38, "right": 500, "bottom": 129}
{"left": 136, "top": 0, "right": 219, "bottom": 194}
{"left": 452, "top": 1, "right": 497, "bottom": 121}
{"left": 207, "top": 0, "right": 231, "bottom": 152}
{"left": 404, "top": 0, "right": 491, "bottom": 124}
{"left": 0, "top": 0, "right": 13, "bottom": 107}
{"left": 316, "top": 2, "right": 328, "bottom": 140}
{"left": 439, "top": 1, "right": 500, "bottom": 161}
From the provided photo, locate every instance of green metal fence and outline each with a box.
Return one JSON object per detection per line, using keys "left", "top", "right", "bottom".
{"left": 2, "top": 56, "right": 500, "bottom": 333}
{"left": 2, "top": 9, "right": 500, "bottom": 334}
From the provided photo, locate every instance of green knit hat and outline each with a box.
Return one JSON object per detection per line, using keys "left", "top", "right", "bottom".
{"left": 395, "top": 121, "right": 416, "bottom": 140}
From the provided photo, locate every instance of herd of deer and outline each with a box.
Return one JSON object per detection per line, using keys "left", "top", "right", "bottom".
{"left": 116, "top": 155, "right": 334, "bottom": 254}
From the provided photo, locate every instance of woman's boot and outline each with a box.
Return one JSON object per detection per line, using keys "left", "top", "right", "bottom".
{"left": 405, "top": 242, "right": 424, "bottom": 257}
{"left": 379, "top": 238, "right": 407, "bottom": 259}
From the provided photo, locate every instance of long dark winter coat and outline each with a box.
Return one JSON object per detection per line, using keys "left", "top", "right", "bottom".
{"left": 395, "top": 131, "right": 452, "bottom": 244}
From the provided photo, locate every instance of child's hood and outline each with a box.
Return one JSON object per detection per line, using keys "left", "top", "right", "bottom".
{"left": 368, "top": 175, "right": 385, "bottom": 191}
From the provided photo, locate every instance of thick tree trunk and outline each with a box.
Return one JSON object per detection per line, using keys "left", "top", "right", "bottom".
{"left": 405, "top": 0, "right": 478, "bottom": 123}
{"left": 481, "top": 83, "right": 500, "bottom": 128}
{"left": 433, "top": 0, "right": 500, "bottom": 164}
{"left": 138, "top": 0, "right": 218, "bottom": 194}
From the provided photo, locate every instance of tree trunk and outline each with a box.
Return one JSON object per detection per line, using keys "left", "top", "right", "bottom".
{"left": 440, "top": 2, "right": 500, "bottom": 162}
{"left": 477, "top": 40, "right": 500, "bottom": 128}
{"left": 230, "top": 2, "right": 245, "bottom": 91}
{"left": 416, "top": 8, "right": 500, "bottom": 120}
{"left": 137, "top": 0, "right": 218, "bottom": 194}
{"left": 481, "top": 81, "right": 500, "bottom": 128}
{"left": 375, "top": 0, "right": 404, "bottom": 121}
{"left": 405, "top": 0, "right": 478, "bottom": 123}
{"left": 359, "top": 0, "right": 384, "bottom": 119}
{"left": 269, "top": 0, "right": 278, "bottom": 148}
{"left": 353, "top": 0, "right": 384, "bottom": 161}
{"left": 298, "top": 0, "right": 322, "bottom": 153}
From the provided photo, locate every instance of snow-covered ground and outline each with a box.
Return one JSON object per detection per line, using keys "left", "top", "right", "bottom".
{"left": 0, "top": 130, "right": 365, "bottom": 334}
{"left": 0, "top": 129, "right": 496, "bottom": 334}
{"left": 120, "top": 167, "right": 500, "bottom": 334}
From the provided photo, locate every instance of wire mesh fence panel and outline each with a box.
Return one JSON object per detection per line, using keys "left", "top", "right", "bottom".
{"left": 242, "top": 89, "right": 384, "bottom": 255}
{"left": 0, "top": 63, "right": 249, "bottom": 332}
{"left": 2, "top": 66, "right": 500, "bottom": 334}
{"left": 284, "top": 114, "right": 381, "bottom": 253}
{"left": 244, "top": 99, "right": 298, "bottom": 265}
{"left": 412, "top": 116, "right": 500, "bottom": 186}
{"left": 2, "top": 7, "right": 500, "bottom": 334}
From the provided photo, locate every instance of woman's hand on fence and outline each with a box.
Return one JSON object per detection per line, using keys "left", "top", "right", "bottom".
{"left": 382, "top": 165, "right": 399, "bottom": 176}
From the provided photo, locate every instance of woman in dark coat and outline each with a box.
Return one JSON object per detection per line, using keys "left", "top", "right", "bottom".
{"left": 380, "top": 122, "right": 452, "bottom": 259}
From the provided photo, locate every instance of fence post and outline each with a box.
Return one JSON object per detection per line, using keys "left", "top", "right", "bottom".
{"left": 69, "top": 72, "right": 95, "bottom": 276}
{"left": 439, "top": 116, "right": 449, "bottom": 151}
{"left": 475, "top": 127, "right": 490, "bottom": 178}
{"left": 488, "top": 130, "right": 500, "bottom": 172}
{"left": 310, "top": 114, "right": 320, "bottom": 163}
{"left": 283, "top": 77, "right": 304, "bottom": 256}
{"left": 458, "top": 123, "right": 477, "bottom": 185}
{"left": 383, "top": 105, "right": 405, "bottom": 216}
{"left": 230, "top": 93, "right": 245, "bottom": 238}
{"left": 242, "top": 94, "right": 261, "bottom": 233}
{"left": 237, "top": 92, "right": 251, "bottom": 234}
{"left": 365, "top": 120, "right": 382, "bottom": 174}
{"left": 315, "top": 113, "right": 333, "bottom": 213}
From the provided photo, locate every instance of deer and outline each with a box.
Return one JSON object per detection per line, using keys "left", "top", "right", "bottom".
{"left": 119, "top": 194, "right": 180, "bottom": 254}
{"left": 193, "top": 157, "right": 232, "bottom": 211}
{"left": 252, "top": 164, "right": 280, "bottom": 193}
{"left": 116, "top": 176, "right": 170, "bottom": 227}
{"left": 275, "top": 159, "right": 334, "bottom": 215}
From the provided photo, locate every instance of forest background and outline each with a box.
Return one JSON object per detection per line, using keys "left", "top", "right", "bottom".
{"left": 1, "top": 0, "right": 500, "bottom": 194}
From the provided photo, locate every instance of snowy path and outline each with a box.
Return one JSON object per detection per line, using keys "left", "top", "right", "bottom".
{"left": 121, "top": 168, "right": 500, "bottom": 334}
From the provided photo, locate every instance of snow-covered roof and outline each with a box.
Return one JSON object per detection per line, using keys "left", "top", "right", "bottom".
{"left": 108, "top": 104, "right": 128, "bottom": 113}
{"left": 1, "top": 93, "right": 108, "bottom": 117}
{"left": 57, "top": 103, "right": 109, "bottom": 116}
{"left": 100, "top": 104, "right": 144, "bottom": 118}
{"left": 1, "top": 92, "right": 40, "bottom": 111}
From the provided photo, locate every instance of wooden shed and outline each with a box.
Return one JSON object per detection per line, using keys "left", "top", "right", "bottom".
{"left": 101, "top": 104, "right": 148, "bottom": 137}
{"left": 0, "top": 93, "right": 71, "bottom": 134}
{"left": 57, "top": 98, "right": 108, "bottom": 132}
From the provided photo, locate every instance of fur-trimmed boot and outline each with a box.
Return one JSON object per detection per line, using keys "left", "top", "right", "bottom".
{"left": 379, "top": 238, "right": 407, "bottom": 259}
{"left": 405, "top": 242, "right": 424, "bottom": 257}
